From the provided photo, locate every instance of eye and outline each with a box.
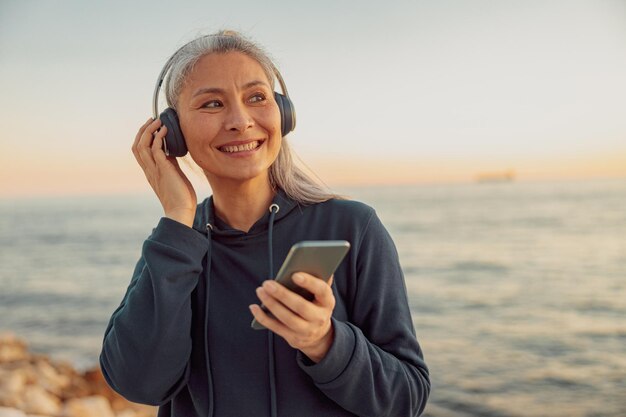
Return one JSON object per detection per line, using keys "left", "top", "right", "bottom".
{"left": 202, "top": 100, "right": 223, "bottom": 109}
{"left": 248, "top": 92, "right": 266, "bottom": 104}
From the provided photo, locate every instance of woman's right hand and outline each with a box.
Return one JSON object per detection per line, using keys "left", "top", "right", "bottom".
{"left": 132, "top": 118, "right": 197, "bottom": 227}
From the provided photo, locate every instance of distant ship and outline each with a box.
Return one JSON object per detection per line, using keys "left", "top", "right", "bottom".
{"left": 475, "top": 170, "right": 516, "bottom": 183}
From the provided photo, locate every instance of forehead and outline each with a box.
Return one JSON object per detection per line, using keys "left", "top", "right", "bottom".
{"left": 185, "top": 52, "right": 272, "bottom": 89}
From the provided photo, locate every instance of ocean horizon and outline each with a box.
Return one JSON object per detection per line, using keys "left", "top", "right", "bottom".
{"left": 1, "top": 177, "right": 625, "bottom": 416}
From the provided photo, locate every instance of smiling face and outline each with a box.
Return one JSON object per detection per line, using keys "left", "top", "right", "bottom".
{"left": 176, "top": 52, "right": 282, "bottom": 187}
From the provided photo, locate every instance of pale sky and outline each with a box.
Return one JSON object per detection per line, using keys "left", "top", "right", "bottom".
{"left": 1, "top": 0, "right": 625, "bottom": 197}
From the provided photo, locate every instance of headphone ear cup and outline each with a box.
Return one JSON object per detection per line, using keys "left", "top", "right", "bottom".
{"left": 273, "top": 92, "right": 296, "bottom": 137}
{"left": 159, "top": 108, "right": 188, "bottom": 157}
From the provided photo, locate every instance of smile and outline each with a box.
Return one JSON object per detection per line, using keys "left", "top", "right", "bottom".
{"left": 218, "top": 140, "right": 264, "bottom": 153}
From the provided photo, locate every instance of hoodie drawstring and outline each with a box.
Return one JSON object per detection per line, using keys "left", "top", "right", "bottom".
{"left": 267, "top": 203, "right": 280, "bottom": 417}
{"left": 204, "top": 222, "right": 215, "bottom": 417}
{"left": 268, "top": 204, "right": 279, "bottom": 279}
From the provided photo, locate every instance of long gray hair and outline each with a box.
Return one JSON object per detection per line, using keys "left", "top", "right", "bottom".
{"left": 164, "top": 30, "right": 338, "bottom": 205}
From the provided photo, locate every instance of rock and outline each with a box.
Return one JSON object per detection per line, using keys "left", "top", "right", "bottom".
{"left": 0, "top": 333, "right": 156, "bottom": 417}
{"left": 1, "top": 370, "right": 27, "bottom": 394}
{"left": 83, "top": 368, "right": 130, "bottom": 411}
{"left": 0, "top": 369, "right": 27, "bottom": 408}
{"left": 0, "top": 334, "right": 28, "bottom": 363}
{"left": 125, "top": 404, "right": 156, "bottom": 417}
{"left": 82, "top": 369, "right": 156, "bottom": 417}
{"left": 21, "top": 386, "right": 61, "bottom": 416}
{"left": 0, "top": 406, "right": 26, "bottom": 417}
{"left": 63, "top": 396, "right": 115, "bottom": 417}
{"left": 59, "top": 375, "right": 90, "bottom": 401}
{"left": 33, "top": 359, "right": 70, "bottom": 397}
{"left": 82, "top": 369, "right": 112, "bottom": 398}
{"left": 0, "top": 393, "right": 22, "bottom": 410}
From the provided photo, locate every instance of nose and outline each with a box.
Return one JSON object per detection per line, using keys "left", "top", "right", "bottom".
{"left": 224, "top": 102, "right": 254, "bottom": 132}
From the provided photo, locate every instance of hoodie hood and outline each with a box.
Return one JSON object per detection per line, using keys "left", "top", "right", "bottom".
{"left": 192, "top": 188, "right": 299, "bottom": 237}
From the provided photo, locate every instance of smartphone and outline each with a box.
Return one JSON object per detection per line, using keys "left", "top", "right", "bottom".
{"left": 251, "top": 240, "right": 350, "bottom": 330}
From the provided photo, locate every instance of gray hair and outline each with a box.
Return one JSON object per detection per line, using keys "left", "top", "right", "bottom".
{"left": 163, "top": 30, "right": 339, "bottom": 205}
{"left": 164, "top": 30, "right": 275, "bottom": 110}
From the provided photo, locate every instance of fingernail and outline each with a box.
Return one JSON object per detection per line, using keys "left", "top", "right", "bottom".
{"left": 293, "top": 274, "right": 304, "bottom": 283}
{"left": 264, "top": 281, "right": 277, "bottom": 293}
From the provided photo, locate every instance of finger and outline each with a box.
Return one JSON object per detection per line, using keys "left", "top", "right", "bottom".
{"left": 151, "top": 128, "right": 184, "bottom": 178}
{"left": 261, "top": 280, "right": 318, "bottom": 321}
{"left": 292, "top": 273, "right": 335, "bottom": 307}
{"left": 256, "top": 286, "right": 309, "bottom": 332}
{"left": 137, "top": 119, "right": 162, "bottom": 169}
{"left": 137, "top": 118, "right": 162, "bottom": 150}
{"left": 132, "top": 118, "right": 155, "bottom": 168}
{"left": 249, "top": 304, "right": 295, "bottom": 338}
{"left": 132, "top": 118, "right": 153, "bottom": 152}
{"left": 133, "top": 118, "right": 158, "bottom": 158}
{"left": 151, "top": 125, "right": 169, "bottom": 162}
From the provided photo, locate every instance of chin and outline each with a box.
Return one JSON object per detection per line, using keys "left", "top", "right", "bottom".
{"left": 204, "top": 166, "right": 271, "bottom": 184}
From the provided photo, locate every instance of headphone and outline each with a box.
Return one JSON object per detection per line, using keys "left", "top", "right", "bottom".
{"left": 152, "top": 34, "right": 296, "bottom": 157}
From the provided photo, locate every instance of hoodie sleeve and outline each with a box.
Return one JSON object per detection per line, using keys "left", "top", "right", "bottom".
{"left": 100, "top": 217, "right": 208, "bottom": 405}
{"left": 297, "top": 210, "right": 430, "bottom": 417}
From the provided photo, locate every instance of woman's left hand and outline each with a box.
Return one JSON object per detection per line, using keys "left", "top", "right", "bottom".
{"left": 249, "top": 273, "right": 336, "bottom": 363}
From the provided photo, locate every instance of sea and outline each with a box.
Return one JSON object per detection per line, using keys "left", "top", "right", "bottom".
{"left": 1, "top": 178, "right": 625, "bottom": 417}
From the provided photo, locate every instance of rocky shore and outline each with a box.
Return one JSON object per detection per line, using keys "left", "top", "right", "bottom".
{"left": 0, "top": 333, "right": 156, "bottom": 417}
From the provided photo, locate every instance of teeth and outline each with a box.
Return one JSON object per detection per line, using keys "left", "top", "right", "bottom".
{"left": 220, "top": 141, "right": 261, "bottom": 153}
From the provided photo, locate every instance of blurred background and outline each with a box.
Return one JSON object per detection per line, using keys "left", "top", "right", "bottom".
{"left": 1, "top": 1, "right": 625, "bottom": 416}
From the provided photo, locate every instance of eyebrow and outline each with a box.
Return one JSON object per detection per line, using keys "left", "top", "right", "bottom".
{"left": 191, "top": 80, "right": 270, "bottom": 98}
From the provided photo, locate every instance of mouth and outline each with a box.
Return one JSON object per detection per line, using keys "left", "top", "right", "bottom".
{"left": 218, "top": 140, "right": 265, "bottom": 154}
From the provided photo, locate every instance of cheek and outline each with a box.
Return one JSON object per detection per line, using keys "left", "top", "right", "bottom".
{"left": 265, "top": 106, "right": 283, "bottom": 138}
{"left": 180, "top": 115, "right": 216, "bottom": 147}
{"left": 272, "top": 136, "right": 282, "bottom": 155}
{"left": 268, "top": 118, "right": 282, "bottom": 155}
{"left": 176, "top": 116, "right": 214, "bottom": 167}
{"left": 177, "top": 112, "right": 194, "bottom": 143}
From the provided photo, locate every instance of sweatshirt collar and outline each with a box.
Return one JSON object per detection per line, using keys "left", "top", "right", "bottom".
{"left": 193, "top": 188, "right": 298, "bottom": 237}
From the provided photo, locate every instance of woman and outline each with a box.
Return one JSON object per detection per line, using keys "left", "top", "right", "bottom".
{"left": 100, "top": 30, "right": 430, "bottom": 417}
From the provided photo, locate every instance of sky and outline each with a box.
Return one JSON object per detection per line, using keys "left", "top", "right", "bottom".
{"left": 1, "top": 0, "right": 625, "bottom": 197}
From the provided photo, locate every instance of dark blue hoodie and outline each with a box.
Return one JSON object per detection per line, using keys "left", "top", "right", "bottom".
{"left": 100, "top": 190, "right": 430, "bottom": 417}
